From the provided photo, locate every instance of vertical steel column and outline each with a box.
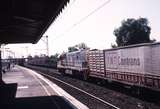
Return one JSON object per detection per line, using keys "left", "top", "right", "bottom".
{"left": 0, "top": 44, "right": 3, "bottom": 84}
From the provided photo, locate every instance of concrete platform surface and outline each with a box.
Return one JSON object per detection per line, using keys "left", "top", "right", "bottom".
{"left": 1, "top": 65, "right": 89, "bottom": 109}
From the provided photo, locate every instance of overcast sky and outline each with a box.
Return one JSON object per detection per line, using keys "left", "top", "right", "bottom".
{"left": 5, "top": 0, "right": 160, "bottom": 58}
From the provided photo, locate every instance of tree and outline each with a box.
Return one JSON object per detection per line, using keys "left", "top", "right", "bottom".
{"left": 75, "top": 42, "right": 89, "bottom": 49}
{"left": 27, "top": 55, "right": 32, "bottom": 60}
{"left": 113, "top": 18, "right": 152, "bottom": 47}
{"left": 68, "top": 43, "right": 89, "bottom": 52}
{"left": 50, "top": 53, "right": 59, "bottom": 61}
{"left": 34, "top": 55, "right": 39, "bottom": 58}
{"left": 68, "top": 46, "right": 78, "bottom": 52}
{"left": 27, "top": 55, "right": 32, "bottom": 59}
{"left": 111, "top": 43, "right": 117, "bottom": 48}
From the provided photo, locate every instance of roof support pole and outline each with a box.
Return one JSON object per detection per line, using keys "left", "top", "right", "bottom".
{"left": 0, "top": 44, "right": 5, "bottom": 84}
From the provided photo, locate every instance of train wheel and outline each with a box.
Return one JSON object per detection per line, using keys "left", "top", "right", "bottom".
{"left": 58, "top": 68, "right": 61, "bottom": 72}
{"left": 72, "top": 70, "right": 76, "bottom": 76}
{"left": 82, "top": 71, "right": 89, "bottom": 81}
{"left": 61, "top": 69, "right": 66, "bottom": 75}
{"left": 131, "top": 86, "right": 143, "bottom": 96}
{"left": 58, "top": 68, "right": 66, "bottom": 75}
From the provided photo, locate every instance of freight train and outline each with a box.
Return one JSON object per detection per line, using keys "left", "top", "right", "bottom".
{"left": 57, "top": 42, "right": 160, "bottom": 91}
{"left": 27, "top": 57, "right": 57, "bottom": 69}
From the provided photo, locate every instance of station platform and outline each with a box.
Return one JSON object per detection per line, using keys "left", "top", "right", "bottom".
{"left": 1, "top": 65, "right": 88, "bottom": 109}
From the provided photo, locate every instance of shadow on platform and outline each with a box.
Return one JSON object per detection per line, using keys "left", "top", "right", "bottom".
{"left": 1, "top": 95, "right": 75, "bottom": 109}
{"left": 0, "top": 83, "right": 17, "bottom": 103}
{"left": 0, "top": 83, "right": 75, "bottom": 109}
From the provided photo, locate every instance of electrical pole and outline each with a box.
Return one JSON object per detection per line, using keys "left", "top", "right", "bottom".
{"left": 41, "top": 35, "right": 49, "bottom": 57}
{"left": 46, "top": 35, "right": 49, "bottom": 56}
{"left": 25, "top": 46, "right": 28, "bottom": 58}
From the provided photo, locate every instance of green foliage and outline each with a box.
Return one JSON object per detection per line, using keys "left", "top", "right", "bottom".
{"left": 50, "top": 53, "right": 59, "bottom": 62}
{"left": 113, "top": 18, "right": 152, "bottom": 47}
{"left": 111, "top": 43, "right": 117, "bottom": 48}
{"left": 75, "top": 42, "right": 89, "bottom": 49}
{"left": 27, "top": 55, "right": 32, "bottom": 59}
{"left": 34, "top": 55, "right": 39, "bottom": 58}
{"left": 68, "top": 46, "right": 78, "bottom": 52}
{"left": 68, "top": 42, "right": 89, "bottom": 52}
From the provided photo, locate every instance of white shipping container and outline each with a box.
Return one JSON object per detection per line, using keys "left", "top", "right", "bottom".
{"left": 150, "top": 44, "right": 160, "bottom": 75}
{"left": 104, "top": 44, "right": 152, "bottom": 74}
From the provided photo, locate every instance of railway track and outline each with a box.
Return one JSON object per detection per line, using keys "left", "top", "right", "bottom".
{"left": 38, "top": 71, "right": 120, "bottom": 109}
{"left": 25, "top": 64, "right": 160, "bottom": 109}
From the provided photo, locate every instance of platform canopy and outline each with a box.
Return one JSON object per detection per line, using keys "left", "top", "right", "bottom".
{"left": 0, "top": 0, "right": 70, "bottom": 44}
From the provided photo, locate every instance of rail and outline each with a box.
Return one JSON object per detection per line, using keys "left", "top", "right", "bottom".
{"left": 38, "top": 72, "right": 120, "bottom": 109}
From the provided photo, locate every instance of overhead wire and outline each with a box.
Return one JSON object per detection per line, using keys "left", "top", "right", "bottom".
{"left": 40, "top": 0, "right": 77, "bottom": 50}
{"left": 43, "top": 0, "right": 76, "bottom": 38}
{"left": 52, "top": 0, "right": 112, "bottom": 40}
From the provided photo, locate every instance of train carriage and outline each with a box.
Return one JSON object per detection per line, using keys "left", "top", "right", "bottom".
{"left": 88, "top": 50, "right": 105, "bottom": 78}
{"left": 87, "top": 42, "right": 160, "bottom": 91}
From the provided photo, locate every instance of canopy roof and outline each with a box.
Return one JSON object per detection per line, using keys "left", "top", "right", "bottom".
{"left": 0, "top": 0, "right": 69, "bottom": 44}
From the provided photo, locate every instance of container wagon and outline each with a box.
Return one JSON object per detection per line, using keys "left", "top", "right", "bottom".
{"left": 88, "top": 43, "right": 160, "bottom": 91}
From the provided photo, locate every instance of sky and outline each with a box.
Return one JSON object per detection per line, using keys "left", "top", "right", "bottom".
{"left": 4, "top": 0, "right": 160, "bottom": 58}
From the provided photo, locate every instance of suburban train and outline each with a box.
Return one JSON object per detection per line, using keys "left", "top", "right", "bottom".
{"left": 57, "top": 42, "right": 160, "bottom": 91}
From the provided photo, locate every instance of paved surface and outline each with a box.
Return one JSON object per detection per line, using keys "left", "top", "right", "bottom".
{"left": 1, "top": 65, "right": 88, "bottom": 109}
{"left": 3, "top": 66, "right": 56, "bottom": 97}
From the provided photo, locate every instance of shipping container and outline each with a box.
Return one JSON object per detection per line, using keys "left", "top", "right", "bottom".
{"left": 88, "top": 50, "right": 105, "bottom": 78}
{"left": 103, "top": 43, "right": 160, "bottom": 90}
{"left": 87, "top": 43, "right": 160, "bottom": 90}
{"left": 104, "top": 45, "right": 150, "bottom": 74}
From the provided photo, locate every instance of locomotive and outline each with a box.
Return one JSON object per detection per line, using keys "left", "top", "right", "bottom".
{"left": 57, "top": 50, "right": 89, "bottom": 79}
{"left": 57, "top": 42, "right": 160, "bottom": 91}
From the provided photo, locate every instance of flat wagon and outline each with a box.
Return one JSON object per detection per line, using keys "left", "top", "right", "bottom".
{"left": 88, "top": 43, "right": 160, "bottom": 91}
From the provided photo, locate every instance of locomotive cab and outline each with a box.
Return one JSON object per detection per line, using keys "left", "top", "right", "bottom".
{"left": 57, "top": 50, "right": 89, "bottom": 80}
